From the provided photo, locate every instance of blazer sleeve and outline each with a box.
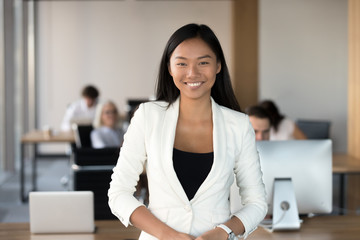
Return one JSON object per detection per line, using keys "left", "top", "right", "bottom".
{"left": 108, "top": 103, "right": 147, "bottom": 227}
{"left": 232, "top": 116, "right": 268, "bottom": 238}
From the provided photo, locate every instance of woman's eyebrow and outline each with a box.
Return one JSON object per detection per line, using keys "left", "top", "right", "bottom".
{"left": 174, "top": 55, "right": 212, "bottom": 60}
{"left": 198, "top": 55, "right": 212, "bottom": 60}
{"left": 174, "top": 56, "right": 187, "bottom": 60}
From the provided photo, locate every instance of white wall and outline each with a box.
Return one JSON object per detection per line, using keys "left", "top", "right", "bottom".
{"left": 36, "top": 0, "right": 233, "bottom": 152}
{"left": 37, "top": 0, "right": 348, "bottom": 153}
{"left": 259, "top": 0, "right": 348, "bottom": 152}
{"left": 36, "top": 0, "right": 233, "bottom": 128}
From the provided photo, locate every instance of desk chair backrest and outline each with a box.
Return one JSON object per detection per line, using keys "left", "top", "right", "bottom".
{"left": 74, "top": 125, "right": 93, "bottom": 148}
{"left": 126, "top": 99, "right": 149, "bottom": 122}
{"left": 296, "top": 120, "right": 331, "bottom": 139}
{"left": 72, "top": 147, "right": 120, "bottom": 166}
{"left": 71, "top": 146, "right": 119, "bottom": 220}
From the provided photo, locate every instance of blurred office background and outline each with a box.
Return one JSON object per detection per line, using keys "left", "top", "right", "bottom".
{"left": 1, "top": 0, "right": 359, "bottom": 222}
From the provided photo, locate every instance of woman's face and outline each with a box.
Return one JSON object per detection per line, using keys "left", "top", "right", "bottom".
{"left": 168, "top": 37, "right": 221, "bottom": 102}
{"left": 101, "top": 103, "right": 118, "bottom": 128}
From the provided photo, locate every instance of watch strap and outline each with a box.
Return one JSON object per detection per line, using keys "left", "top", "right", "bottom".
{"left": 216, "top": 224, "right": 233, "bottom": 237}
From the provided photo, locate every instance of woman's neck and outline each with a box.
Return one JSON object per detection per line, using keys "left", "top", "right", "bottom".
{"left": 178, "top": 96, "right": 212, "bottom": 122}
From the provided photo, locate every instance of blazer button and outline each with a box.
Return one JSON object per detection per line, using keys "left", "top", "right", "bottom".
{"left": 184, "top": 204, "right": 191, "bottom": 212}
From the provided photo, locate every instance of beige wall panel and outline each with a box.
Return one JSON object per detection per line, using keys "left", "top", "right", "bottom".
{"left": 348, "top": 0, "right": 360, "bottom": 159}
{"left": 347, "top": 0, "right": 360, "bottom": 212}
{"left": 232, "top": 0, "right": 258, "bottom": 110}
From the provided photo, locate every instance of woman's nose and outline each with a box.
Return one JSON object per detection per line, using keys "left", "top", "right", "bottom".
{"left": 187, "top": 65, "right": 200, "bottom": 78}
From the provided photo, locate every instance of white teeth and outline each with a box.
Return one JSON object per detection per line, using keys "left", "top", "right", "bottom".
{"left": 187, "top": 82, "right": 201, "bottom": 87}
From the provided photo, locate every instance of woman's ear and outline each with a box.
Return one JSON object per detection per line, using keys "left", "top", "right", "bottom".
{"left": 216, "top": 61, "right": 221, "bottom": 74}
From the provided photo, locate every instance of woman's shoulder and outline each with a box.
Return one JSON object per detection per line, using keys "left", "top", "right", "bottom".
{"left": 90, "top": 127, "right": 100, "bottom": 138}
{"left": 139, "top": 100, "right": 170, "bottom": 113}
{"left": 217, "top": 104, "right": 248, "bottom": 122}
{"left": 142, "top": 100, "right": 168, "bottom": 108}
{"left": 91, "top": 126, "right": 107, "bottom": 134}
{"left": 280, "top": 118, "right": 295, "bottom": 129}
{"left": 130, "top": 101, "right": 170, "bottom": 122}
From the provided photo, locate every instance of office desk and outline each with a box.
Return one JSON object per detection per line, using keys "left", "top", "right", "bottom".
{"left": 333, "top": 154, "right": 360, "bottom": 174}
{"left": 1, "top": 216, "right": 360, "bottom": 240}
{"left": 20, "top": 130, "right": 75, "bottom": 202}
{"left": 332, "top": 154, "right": 360, "bottom": 214}
{"left": 249, "top": 215, "right": 360, "bottom": 240}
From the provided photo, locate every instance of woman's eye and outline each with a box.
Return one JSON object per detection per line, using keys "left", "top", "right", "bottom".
{"left": 176, "top": 63, "right": 186, "bottom": 66}
{"left": 199, "top": 62, "right": 209, "bottom": 65}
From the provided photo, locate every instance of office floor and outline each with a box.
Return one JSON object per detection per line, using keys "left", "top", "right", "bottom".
{"left": 0, "top": 158, "right": 69, "bottom": 222}
{"left": 0, "top": 157, "right": 345, "bottom": 223}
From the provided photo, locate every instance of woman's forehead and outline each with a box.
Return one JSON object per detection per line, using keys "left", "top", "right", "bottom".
{"left": 171, "top": 38, "right": 216, "bottom": 59}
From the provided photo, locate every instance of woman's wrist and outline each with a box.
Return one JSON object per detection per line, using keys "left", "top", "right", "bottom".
{"left": 158, "top": 225, "right": 178, "bottom": 240}
{"left": 214, "top": 226, "right": 230, "bottom": 240}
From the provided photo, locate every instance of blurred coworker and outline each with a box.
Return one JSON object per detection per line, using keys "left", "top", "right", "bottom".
{"left": 61, "top": 85, "right": 100, "bottom": 131}
{"left": 245, "top": 106, "right": 271, "bottom": 141}
{"left": 259, "top": 100, "right": 306, "bottom": 140}
{"left": 91, "top": 101, "right": 124, "bottom": 148}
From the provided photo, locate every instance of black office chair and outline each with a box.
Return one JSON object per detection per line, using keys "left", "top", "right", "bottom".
{"left": 74, "top": 125, "right": 93, "bottom": 148}
{"left": 126, "top": 99, "right": 149, "bottom": 122}
{"left": 71, "top": 124, "right": 120, "bottom": 219}
{"left": 71, "top": 146, "right": 120, "bottom": 220}
{"left": 296, "top": 119, "right": 331, "bottom": 139}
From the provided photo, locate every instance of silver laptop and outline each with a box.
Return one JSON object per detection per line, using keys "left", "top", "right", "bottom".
{"left": 29, "top": 191, "right": 95, "bottom": 234}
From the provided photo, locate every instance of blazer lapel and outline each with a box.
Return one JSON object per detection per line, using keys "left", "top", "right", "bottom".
{"left": 160, "top": 98, "right": 190, "bottom": 204}
{"left": 191, "top": 98, "right": 228, "bottom": 202}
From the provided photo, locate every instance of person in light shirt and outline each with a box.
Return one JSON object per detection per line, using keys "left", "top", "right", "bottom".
{"left": 91, "top": 101, "right": 124, "bottom": 148}
{"left": 61, "top": 85, "right": 100, "bottom": 131}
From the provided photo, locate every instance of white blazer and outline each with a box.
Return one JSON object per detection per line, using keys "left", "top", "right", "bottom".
{"left": 108, "top": 98, "right": 267, "bottom": 239}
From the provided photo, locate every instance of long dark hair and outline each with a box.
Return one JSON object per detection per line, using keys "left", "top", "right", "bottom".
{"left": 259, "top": 100, "right": 284, "bottom": 132}
{"left": 155, "top": 23, "right": 241, "bottom": 112}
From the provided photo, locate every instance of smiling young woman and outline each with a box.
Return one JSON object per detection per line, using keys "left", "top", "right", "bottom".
{"left": 108, "top": 24, "right": 267, "bottom": 240}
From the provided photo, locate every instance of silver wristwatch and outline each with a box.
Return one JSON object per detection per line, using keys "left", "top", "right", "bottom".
{"left": 216, "top": 224, "right": 238, "bottom": 240}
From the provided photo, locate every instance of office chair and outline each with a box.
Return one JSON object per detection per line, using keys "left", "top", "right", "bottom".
{"left": 74, "top": 125, "right": 93, "bottom": 148}
{"left": 71, "top": 124, "right": 120, "bottom": 219}
{"left": 126, "top": 98, "right": 149, "bottom": 122}
{"left": 296, "top": 119, "right": 331, "bottom": 139}
{"left": 71, "top": 146, "right": 120, "bottom": 220}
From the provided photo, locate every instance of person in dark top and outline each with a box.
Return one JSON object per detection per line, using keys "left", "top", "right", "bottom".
{"left": 108, "top": 23, "right": 267, "bottom": 240}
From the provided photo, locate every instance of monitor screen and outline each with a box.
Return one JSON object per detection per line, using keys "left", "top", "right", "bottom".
{"left": 231, "top": 140, "right": 332, "bottom": 216}
{"left": 257, "top": 140, "right": 332, "bottom": 215}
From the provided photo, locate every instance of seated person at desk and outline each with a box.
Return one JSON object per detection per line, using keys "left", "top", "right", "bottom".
{"left": 259, "top": 100, "right": 306, "bottom": 140}
{"left": 61, "top": 85, "right": 100, "bottom": 131}
{"left": 245, "top": 106, "right": 271, "bottom": 141}
{"left": 91, "top": 100, "right": 124, "bottom": 148}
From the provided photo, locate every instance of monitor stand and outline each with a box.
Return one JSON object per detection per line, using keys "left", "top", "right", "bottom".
{"left": 272, "top": 178, "right": 301, "bottom": 230}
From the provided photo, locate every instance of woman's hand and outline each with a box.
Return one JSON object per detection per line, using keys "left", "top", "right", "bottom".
{"left": 195, "top": 227, "right": 228, "bottom": 240}
{"left": 161, "top": 230, "right": 196, "bottom": 240}
{"left": 130, "top": 206, "right": 196, "bottom": 240}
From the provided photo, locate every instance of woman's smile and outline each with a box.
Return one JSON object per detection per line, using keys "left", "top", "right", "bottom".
{"left": 185, "top": 81, "right": 203, "bottom": 89}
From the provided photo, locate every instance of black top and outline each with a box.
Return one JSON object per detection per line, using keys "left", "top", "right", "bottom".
{"left": 173, "top": 148, "right": 214, "bottom": 201}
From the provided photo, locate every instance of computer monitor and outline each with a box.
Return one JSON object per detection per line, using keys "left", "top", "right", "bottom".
{"left": 230, "top": 140, "right": 332, "bottom": 230}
